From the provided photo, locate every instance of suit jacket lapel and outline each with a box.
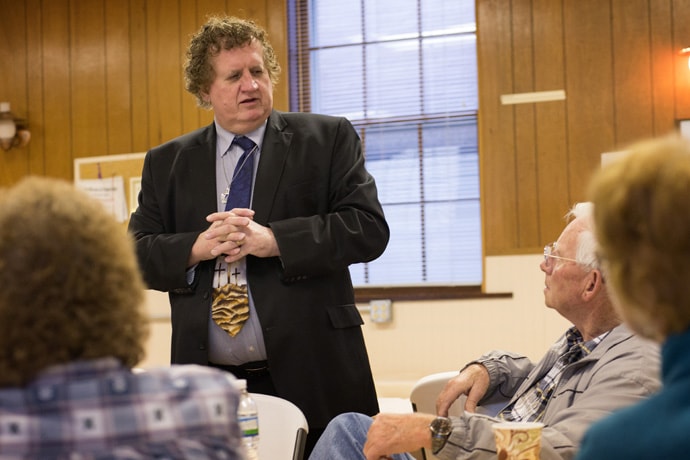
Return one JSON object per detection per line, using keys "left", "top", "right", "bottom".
{"left": 177, "top": 124, "right": 218, "bottom": 228}
{"left": 253, "top": 111, "right": 292, "bottom": 224}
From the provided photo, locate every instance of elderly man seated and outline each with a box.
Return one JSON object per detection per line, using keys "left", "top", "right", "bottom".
{"left": 309, "top": 202, "right": 660, "bottom": 460}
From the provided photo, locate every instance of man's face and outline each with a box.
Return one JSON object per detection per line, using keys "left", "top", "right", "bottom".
{"left": 540, "top": 218, "right": 590, "bottom": 319}
{"left": 202, "top": 40, "right": 273, "bottom": 134}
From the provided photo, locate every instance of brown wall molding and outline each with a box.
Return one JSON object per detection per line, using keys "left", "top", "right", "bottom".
{"left": 355, "top": 286, "right": 512, "bottom": 303}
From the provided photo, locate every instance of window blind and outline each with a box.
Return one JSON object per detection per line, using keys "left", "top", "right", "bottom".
{"left": 288, "top": 0, "right": 481, "bottom": 286}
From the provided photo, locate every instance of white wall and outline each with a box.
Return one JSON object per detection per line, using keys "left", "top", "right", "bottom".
{"left": 363, "top": 254, "right": 570, "bottom": 397}
{"left": 139, "top": 254, "right": 570, "bottom": 398}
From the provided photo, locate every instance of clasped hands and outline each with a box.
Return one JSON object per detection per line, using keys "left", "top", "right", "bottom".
{"left": 190, "top": 208, "right": 279, "bottom": 265}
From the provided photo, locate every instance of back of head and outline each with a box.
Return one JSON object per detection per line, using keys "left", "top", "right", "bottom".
{"left": 0, "top": 177, "right": 148, "bottom": 387}
{"left": 588, "top": 135, "right": 690, "bottom": 341}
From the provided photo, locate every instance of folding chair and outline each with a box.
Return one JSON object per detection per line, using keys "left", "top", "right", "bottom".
{"left": 253, "top": 393, "right": 309, "bottom": 460}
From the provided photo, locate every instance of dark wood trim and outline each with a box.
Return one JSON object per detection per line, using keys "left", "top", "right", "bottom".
{"left": 354, "top": 285, "right": 513, "bottom": 303}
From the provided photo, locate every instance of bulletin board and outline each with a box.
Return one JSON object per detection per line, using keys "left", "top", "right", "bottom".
{"left": 73, "top": 152, "right": 146, "bottom": 226}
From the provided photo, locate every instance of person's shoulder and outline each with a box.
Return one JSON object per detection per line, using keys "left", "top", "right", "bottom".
{"left": 272, "top": 110, "right": 348, "bottom": 127}
{"left": 579, "top": 394, "right": 664, "bottom": 460}
{"left": 593, "top": 325, "right": 661, "bottom": 389}
{"left": 595, "top": 325, "right": 660, "bottom": 365}
{"left": 605, "top": 324, "right": 660, "bottom": 354}
{"left": 136, "top": 364, "right": 239, "bottom": 392}
{"left": 148, "top": 124, "right": 214, "bottom": 155}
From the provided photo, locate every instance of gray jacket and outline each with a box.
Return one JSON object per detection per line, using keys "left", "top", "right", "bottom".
{"left": 437, "top": 324, "right": 660, "bottom": 460}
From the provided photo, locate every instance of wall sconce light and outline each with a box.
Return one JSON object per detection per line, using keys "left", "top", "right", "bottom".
{"left": 681, "top": 47, "right": 690, "bottom": 70}
{"left": 0, "top": 102, "right": 31, "bottom": 151}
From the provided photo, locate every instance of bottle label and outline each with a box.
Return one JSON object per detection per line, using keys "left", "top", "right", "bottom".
{"left": 239, "top": 415, "right": 259, "bottom": 436}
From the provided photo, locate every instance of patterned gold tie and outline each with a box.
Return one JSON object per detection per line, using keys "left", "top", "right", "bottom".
{"left": 212, "top": 136, "right": 256, "bottom": 337}
{"left": 212, "top": 283, "right": 250, "bottom": 337}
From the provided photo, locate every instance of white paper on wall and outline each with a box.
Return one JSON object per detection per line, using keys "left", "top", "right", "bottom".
{"left": 76, "top": 176, "right": 128, "bottom": 223}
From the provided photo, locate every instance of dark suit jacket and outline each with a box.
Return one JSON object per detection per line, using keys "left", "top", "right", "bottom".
{"left": 128, "top": 110, "right": 390, "bottom": 429}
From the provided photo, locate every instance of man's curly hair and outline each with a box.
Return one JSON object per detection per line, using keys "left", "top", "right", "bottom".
{"left": 0, "top": 176, "right": 148, "bottom": 387}
{"left": 184, "top": 15, "right": 282, "bottom": 108}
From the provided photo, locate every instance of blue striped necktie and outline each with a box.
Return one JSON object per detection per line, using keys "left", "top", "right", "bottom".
{"left": 224, "top": 135, "right": 256, "bottom": 211}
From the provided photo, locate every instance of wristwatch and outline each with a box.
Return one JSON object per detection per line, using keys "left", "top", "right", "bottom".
{"left": 429, "top": 416, "right": 453, "bottom": 454}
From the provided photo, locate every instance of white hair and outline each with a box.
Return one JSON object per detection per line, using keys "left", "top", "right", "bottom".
{"left": 565, "top": 202, "right": 599, "bottom": 270}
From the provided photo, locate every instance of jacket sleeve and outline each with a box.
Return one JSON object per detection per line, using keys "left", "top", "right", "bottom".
{"left": 269, "top": 117, "right": 390, "bottom": 277}
{"left": 471, "top": 349, "right": 538, "bottom": 403}
{"left": 128, "top": 149, "right": 206, "bottom": 293}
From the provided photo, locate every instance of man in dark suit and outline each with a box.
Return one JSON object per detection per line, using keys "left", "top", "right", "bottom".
{"left": 128, "top": 15, "right": 389, "bottom": 454}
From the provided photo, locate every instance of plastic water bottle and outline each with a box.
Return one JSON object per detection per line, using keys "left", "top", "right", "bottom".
{"left": 236, "top": 379, "right": 259, "bottom": 459}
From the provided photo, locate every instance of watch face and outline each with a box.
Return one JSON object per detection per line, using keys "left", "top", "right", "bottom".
{"left": 431, "top": 417, "right": 453, "bottom": 435}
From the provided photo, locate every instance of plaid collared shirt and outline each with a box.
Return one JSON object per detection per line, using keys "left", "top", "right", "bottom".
{"left": 499, "top": 327, "right": 609, "bottom": 423}
{"left": 0, "top": 358, "right": 243, "bottom": 459}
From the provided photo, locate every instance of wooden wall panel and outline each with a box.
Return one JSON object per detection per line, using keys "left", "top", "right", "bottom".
{"left": 0, "top": 0, "right": 292, "bottom": 186}
{"left": 478, "top": 0, "right": 519, "bottom": 252}
{"left": 26, "top": 0, "right": 46, "bottom": 177}
{"left": 1, "top": 0, "right": 688, "bottom": 260}
{"left": 145, "top": 0, "right": 182, "bottom": 145}
{"left": 563, "top": 1, "right": 615, "bottom": 203}
{"left": 0, "top": 0, "right": 30, "bottom": 182}
{"left": 673, "top": 0, "right": 690, "bottom": 119}
{"left": 532, "top": 0, "right": 569, "bottom": 244}
{"left": 180, "top": 0, "right": 202, "bottom": 134}
{"left": 106, "top": 0, "right": 134, "bottom": 154}
{"left": 70, "top": 0, "right": 107, "bottom": 158}
{"left": 479, "top": 0, "right": 688, "bottom": 255}
{"left": 231, "top": 0, "right": 262, "bottom": 17}
{"left": 265, "top": 0, "right": 291, "bottom": 109}
{"left": 650, "top": 0, "right": 676, "bottom": 134}
{"left": 199, "top": 0, "right": 229, "bottom": 18}
{"left": 42, "top": 0, "right": 73, "bottom": 180}
{"left": 611, "top": 0, "right": 654, "bottom": 146}
{"left": 512, "top": 0, "right": 540, "bottom": 248}
{"left": 129, "top": 0, "right": 150, "bottom": 153}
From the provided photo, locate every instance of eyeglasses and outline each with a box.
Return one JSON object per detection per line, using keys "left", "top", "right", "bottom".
{"left": 543, "top": 242, "right": 578, "bottom": 267}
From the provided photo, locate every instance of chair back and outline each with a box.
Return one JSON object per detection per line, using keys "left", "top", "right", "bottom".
{"left": 410, "top": 371, "right": 464, "bottom": 417}
{"left": 253, "top": 393, "right": 309, "bottom": 460}
{"left": 410, "top": 371, "right": 507, "bottom": 460}
{"left": 408, "top": 371, "right": 463, "bottom": 460}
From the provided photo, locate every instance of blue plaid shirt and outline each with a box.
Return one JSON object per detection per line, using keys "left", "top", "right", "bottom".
{"left": 0, "top": 358, "right": 243, "bottom": 459}
{"left": 499, "top": 327, "right": 610, "bottom": 422}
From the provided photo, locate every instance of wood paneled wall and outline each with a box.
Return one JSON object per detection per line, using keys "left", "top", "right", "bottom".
{"left": 2, "top": 0, "right": 690, "bottom": 258}
{"left": 0, "top": 0, "right": 288, "bottom": 184}
{"left": 479, "top": 0, "right": 690, "bottom": 255}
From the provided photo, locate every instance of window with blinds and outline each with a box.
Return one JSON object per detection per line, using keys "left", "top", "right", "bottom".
{"left": 287, "top": 0, "right": 481, "bottom": 286}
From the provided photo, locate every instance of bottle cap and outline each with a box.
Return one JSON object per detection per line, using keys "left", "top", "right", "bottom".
{"left": 234, "top": 378, "right": 248, "bottom": 391}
